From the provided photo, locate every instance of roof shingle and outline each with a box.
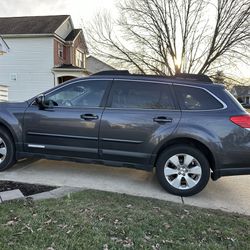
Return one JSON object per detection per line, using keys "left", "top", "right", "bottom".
{"left": 0, "top": 15, "right": 70, "bottom": 35}
{"left": 65, "top": 29, "right": 81, "bottom": 41}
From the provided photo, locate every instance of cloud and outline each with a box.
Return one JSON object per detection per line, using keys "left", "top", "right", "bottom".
{"left": 0, "top": 0, "right": 117, "bottom": 27}
{"left": 0, "top": 0, "right": 69, "bottom": 17}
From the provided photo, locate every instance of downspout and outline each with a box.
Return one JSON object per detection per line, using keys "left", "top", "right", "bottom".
{"left": 51, "top": 70, "right": 56, "bottom": 87}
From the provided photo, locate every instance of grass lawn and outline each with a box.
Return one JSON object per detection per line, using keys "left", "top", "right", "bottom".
{"left": 0, "top": 190, "right": 249, "bottom": 250}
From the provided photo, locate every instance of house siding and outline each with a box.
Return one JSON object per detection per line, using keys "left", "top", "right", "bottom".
{"left": 0, "top": 37, "right": 54, "bottom": 101}
{"left": 86, "top": 56, "right": 115, "bottom": 74}
{"left": 55, "top": 18, "right": 72, "bottom": 39}
{"left": 54, "top": 34, "right": 87, "bottom": 69}
{"left": 54, "top": 39, "right": 71, "bottom": 66}
{"left": 72, "top": 35, "right": 86, "bottom": 67}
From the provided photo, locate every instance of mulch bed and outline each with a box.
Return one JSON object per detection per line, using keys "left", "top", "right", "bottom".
{"left": 0, "top": 181, "right": 56, "bottom": 196}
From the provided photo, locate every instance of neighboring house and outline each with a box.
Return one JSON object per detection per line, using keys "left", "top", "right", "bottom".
{"left": 0, "top": 15, "right": 88, "bottom": 101}
{"left": 86, "top": 55, "right": 116, "bottom": 74}
{"left": 231, "top": 86, "right": 250, "bottom": 107}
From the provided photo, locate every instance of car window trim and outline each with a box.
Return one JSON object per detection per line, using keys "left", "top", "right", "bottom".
{"left": 105, "top": 107, "right": 179, "bottom": 111}
{"left": 30, "top": 77, "right": 227, "bottom": 111}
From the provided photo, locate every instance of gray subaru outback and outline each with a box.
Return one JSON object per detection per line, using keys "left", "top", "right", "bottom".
{"left": 0, "top": 71, "right": 249, "bottom": 196}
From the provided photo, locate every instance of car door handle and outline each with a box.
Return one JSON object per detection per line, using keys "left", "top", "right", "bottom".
{"left": 80, "top": 114, "right": 99, "bottom": 120}
{"left": 153, "top": 116, "right": 173, "bottom": 123}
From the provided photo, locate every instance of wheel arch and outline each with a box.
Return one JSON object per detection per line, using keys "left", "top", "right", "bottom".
{"left": 153, "top": 137, "right": 217, "bottom": 172}
{"left": 0, "top": 120, "right": 18, "bottom": 144}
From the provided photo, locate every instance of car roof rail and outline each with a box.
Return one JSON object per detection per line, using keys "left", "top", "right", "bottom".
{"left": 175, "top": 73, "right": 213, "bottom": 83}
{"left": 92, "top": 70, "right": 130, "bottom": 76}
{"left": 92, "top": 70, "right": 213, "bottom": 83}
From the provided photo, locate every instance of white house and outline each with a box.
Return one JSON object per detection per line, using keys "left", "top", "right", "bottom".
{"left": 231, "top": 86, "right": 250, "bottom": 107}
{"left": 0, "top": 15, "right": 89, "bottom": 101}
{"left": 86, "top": 55, "right": 116, "bottom": 74}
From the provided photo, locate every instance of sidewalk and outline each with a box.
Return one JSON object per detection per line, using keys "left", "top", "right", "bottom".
{"left": 0, "top": 159, "right": 249, "bottom": 215}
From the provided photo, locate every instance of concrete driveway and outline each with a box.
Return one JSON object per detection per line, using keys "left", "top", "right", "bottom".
{"left": 0, "top": 159, "right": 249, "bottom": 216}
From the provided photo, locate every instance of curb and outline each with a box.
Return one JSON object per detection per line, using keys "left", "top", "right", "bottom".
{"left": 0, "top": 186, "right": 84, "bottom": 203}
{"left": 27, "top": 186, "right": 84, "bottom": 201}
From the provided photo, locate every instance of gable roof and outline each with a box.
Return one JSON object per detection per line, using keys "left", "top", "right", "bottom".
{"left": 86, "top": 55, "right": 116, "bottom": 74}
{"left": 65, "top": 29, "right": 81, "bottom": 41}
{"left": 233, "top": 86, "right": 250, "bottom": 96}
{"left": 0, "top": 15, "right": 70, "bottom": 35}
{"left": 65, "top": 29, "right": 88, "bottom": 53}
{"left": 87, "top": 56, "right": 116, "bottom": 68}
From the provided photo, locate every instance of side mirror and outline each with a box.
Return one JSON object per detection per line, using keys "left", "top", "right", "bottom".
{"left": 35, "top": 95, "right": 46, "bottom": 110}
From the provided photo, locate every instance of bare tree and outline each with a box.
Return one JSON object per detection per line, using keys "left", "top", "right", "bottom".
{"left": 211, "top": 70, "right": 237, "bottom": 89}
{"left": 83, "top": 0, "right": 250, "bottom": 76}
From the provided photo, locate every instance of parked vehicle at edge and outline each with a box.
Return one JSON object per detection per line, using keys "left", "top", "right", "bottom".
{"left": 0, "top": 71, "right": 249, "bottom": 196}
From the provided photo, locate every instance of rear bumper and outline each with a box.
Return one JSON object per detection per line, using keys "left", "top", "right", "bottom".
{"left": 212, "top": 167, "right": 250, "bottom": 180}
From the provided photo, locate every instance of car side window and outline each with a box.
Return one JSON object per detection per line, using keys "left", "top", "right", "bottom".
{"left": 44, "top": 80, "right": 108, "bottom": 108}
{"left": 175, "top": 85, "right": 224, "bottom": 110}
{"left": 110, "top": 80, "right": 175, "bottom": 110}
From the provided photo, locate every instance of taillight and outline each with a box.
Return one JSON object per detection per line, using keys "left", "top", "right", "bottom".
{"left": 230, "top": 115, "right": 250, "bottom": 128}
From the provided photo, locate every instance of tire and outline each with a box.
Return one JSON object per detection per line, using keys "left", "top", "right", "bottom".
{"left": 0, "top": 127, "right": 16, "bottom": 171}
{"left": 156, "top": 145, "right": 210, "bottom": 196}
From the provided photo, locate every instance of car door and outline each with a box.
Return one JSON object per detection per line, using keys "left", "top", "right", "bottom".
{"left": 99, "top": 79, "right": 181, "bottom": 167}
{"left": 23, "top": 79, "right": 111, "bottom": 159}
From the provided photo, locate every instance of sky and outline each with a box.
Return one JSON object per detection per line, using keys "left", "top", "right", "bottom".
{"left": 0, "top": 0, "right": 117, "bottom": 26}
{"left": 0, "top": 0, "right": 249, "bottom": 78}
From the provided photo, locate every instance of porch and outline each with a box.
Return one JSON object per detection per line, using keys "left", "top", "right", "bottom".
{"left": 52, "top": 64, "right": 89, "bottom": 85}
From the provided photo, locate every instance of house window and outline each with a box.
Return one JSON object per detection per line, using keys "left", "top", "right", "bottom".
{"left": 75, "top": 50, "right": 84, "bottom": 68}
{"left": 58, "top": 43, "right": 64, "bottom": 58}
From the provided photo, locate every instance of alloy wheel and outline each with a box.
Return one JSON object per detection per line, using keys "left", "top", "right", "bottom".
{"left": 0, "top": 137, "right": 7, "bottom": 164}
{"left": 164, "top": 153, "right": 202, "bottom": 190}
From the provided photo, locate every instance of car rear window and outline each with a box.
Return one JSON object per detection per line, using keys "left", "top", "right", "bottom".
{"left": 174, "top": 85, "right": 224, "bottom": 110}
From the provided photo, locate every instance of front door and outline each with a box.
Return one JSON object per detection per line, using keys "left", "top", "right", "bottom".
{"left": 246, "top": 96, "right": 250, "bottom": 104}
{"left": 23, "top": 79, "right": 111, "bottom": 159}
{"left": 99, "top": 79, "right": 181, "bottom": 167}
